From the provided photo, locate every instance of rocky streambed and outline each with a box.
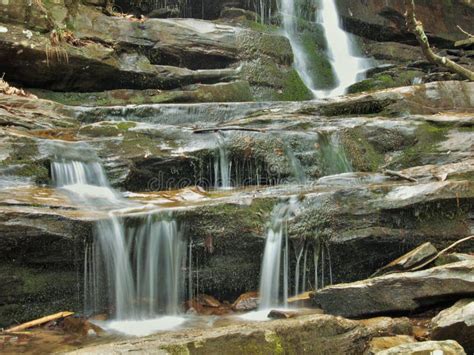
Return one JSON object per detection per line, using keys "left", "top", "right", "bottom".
{"left": 0, "top": 80, "right": 473, "bottom": 353}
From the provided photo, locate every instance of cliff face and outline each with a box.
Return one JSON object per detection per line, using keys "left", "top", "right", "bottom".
{"left": 0, "top": 1, "right": 310, "bottom": 103}
{"left": 0, "top": 1, "right": 472, "bottom": 104}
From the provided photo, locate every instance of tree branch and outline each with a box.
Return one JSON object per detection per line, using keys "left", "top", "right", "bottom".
{"left": 404, "top": 0, "right": 474, "bottom": 81}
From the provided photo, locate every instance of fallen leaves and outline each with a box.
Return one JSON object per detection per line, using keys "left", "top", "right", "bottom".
{"left": 0, "top": 78, "right": 37, "bottom": 98}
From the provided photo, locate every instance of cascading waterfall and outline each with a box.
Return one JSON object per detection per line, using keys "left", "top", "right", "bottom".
{"left": 51, "top": 143, "right": 186, "bottom": 335}
{"left": 314, "top": 0, "right": 371, "bottom": 98}
{"left": 281, "top": 0, "right": 317, "bottom": 94}
{"left": 85, "top": 213, "right": 186, "bottom": 320}
{"left": 258, "top": 197, "right": 299, "bottom": 309}
{"left": 279, "top": 0, "right": 370, "bottom": 98}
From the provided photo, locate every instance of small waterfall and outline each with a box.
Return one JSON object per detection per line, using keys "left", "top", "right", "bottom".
{"left": 280, "top": 0, "right": 317, "bottom": 94}
{"left": 48, "top": 141, "right": 123, "bottom": 207}
{"left": 259, "top": 197, "right": 299, "bottom": 309}
{"left": 314, "top": 0, "right": 371, "bottom": 98}
{"left": 51, "top": 143, "right": 186, "bottom": 333}
{"left": 86, "top": 212, "right": 186, "bottom": 320}
{"left": 318, "top": 133, "right": 353, "bottom": 175}
{"left": 213, "top": 133, "right": 232, "bottom": 189}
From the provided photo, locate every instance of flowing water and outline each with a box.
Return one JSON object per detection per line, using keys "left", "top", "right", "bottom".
{"left": 313, "top": 0, "right": 371, "bottom": 98}
{"left": 281, "top": 0, "right": 318, "bottom": 94}
{"left": 51, "top": 143, "right": 187, "bottom": 335}
{"left": 213, "top": 133, "right": 232, "bottom": 189}
{"left": 280, "top": 0, "right": 370, "bottom": 98}
{"left": 85, "top": 212, "right": 186, "bottom": 320}
{"left": 259, "top": 197, "right": 299, "bottom": 309}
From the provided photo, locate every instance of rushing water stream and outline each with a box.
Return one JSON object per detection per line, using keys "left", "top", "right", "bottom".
{"left": 314, "top": 0, "right": 371, "bottom": 97}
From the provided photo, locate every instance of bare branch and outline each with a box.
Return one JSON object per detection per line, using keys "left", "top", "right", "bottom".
{"left": 404, "top": 0, "right": 474, "bottom": 81}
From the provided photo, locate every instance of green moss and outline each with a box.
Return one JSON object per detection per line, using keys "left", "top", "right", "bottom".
{"left": 0, "top": 265, "right": 79, "bottom": 327}
{"left": 297, "top": 31, "right": 336, "bottom": 90}
{"left": 389, "top": 123, "right": 449, "bottom": 169}
{"left": 265, "top": 332, "right": 284, "bottom": 354}
{"left": 116, "top": 121, "right": 137, "bottom": 131}
{"left": 0, "top": 137, "right": 49, "bottom": 183}
{"left": 340, "top": 128, "right": 384, "bottom": 172}
{"left": 244, "top": 20, "right": 279, "bottom": 33}
{"left": 347, "top": 70, "right": 423, "bottom": 94}
{"left": 192, "top": 81, "right": 254, "bottom": 102}
{"left": 276, "top": 69, "right": 313, "bottom": 101}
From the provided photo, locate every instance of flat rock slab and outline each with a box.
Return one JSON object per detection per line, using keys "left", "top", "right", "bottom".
{"left": 68, "top": 314, "right": 374, "bottom": 354}
{"left": 376, "top": 340, "right": 466, "bottom": 355}
{"left": 311, "top": 261, "right": 474, "bottom": 318}
{"left": 431, "top": 298, "right": 474, "bottom": 354}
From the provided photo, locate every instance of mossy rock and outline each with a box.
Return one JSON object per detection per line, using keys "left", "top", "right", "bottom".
{"left": 299, "top": 30, "right": 337, "bottom": 90}
{"left": 0, "top": 137, "right": 50, "bottom": 184}
{"left": 347, "top": 70, "right": 424, "bottom": 94}
{"left": 276, "top": 69, "right": 314, "bottom": 101}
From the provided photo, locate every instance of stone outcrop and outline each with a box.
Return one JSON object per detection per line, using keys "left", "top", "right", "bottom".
{"left": 0, "top": 2, "right": 307, "bottom": 102}
{"left": 311, "top": 261, "right": 474, "bottom": 318}
{"left": 431, "top": 299, "right": 474, "bottom": 354}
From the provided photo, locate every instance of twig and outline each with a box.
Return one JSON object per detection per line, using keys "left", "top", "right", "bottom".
{"left": 384, "top": 169, "right": 418, "bottom": 182}
{"left": 457, "top": 25, "right": 474, "bottom": 38}
{"left": 405, "top": 0, "right": 474, "bottom": 81}
{"left": 410, "top": 235, "right": 474, "bottom": 272}
{"left": 5, "top": 311, "right": 74, "bottom": 333}
{"left": 193, "top": 127, "right": 265, "bottom": 134}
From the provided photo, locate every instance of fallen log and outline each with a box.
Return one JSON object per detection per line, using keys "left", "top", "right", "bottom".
{"left": 5, "top": 311, "right": 74, "bottom": 333}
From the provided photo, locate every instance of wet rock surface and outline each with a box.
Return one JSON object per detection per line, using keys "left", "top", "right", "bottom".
{"left": 0, "top": 81, "right": 473, "bottom": 327}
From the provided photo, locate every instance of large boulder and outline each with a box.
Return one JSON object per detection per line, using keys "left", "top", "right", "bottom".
{"left": 431, "top": 299, "right": 474, "bottom": 354}
{"left": 311, "top": 261, "right": 474, "bottom": 318}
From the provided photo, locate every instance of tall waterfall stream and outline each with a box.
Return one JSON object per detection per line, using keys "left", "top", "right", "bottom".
{"left": 281, "top": 0, "right": 372, "bottom": 97}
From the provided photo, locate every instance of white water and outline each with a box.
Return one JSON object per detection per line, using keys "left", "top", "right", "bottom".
{"left": 87, "top": 213, "right": 186, "bottom": 320}
{"left": 214, "top": 133, "right": 232, "bottom": 189}
{"left": 314, "top": 0, "right": 371, "bottom": 98}
{"left": 280, "top": 0, "right": 370, "bottom": 98}
{"left": 259, "top": 197, "right": 299, "bottom": 310}
{"left": 281, "top": 0, "right": 317, "bottom": 94}
{"left": 51, "top": 145, "right": 187, "bottom": 336}
{"left": 51, "top": 157, "right": 122, "bottom": 207}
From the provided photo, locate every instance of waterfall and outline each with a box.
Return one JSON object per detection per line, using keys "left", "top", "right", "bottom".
{"left": 87, "top": 212, "right": 186, "bottom": 320}
{"left": 281, "top": 0, "right": 317, "bottom": 94}
{"left": 51, "top": 143, "right": 186, "bottom": 335}
{"left": 314, "top": 0, "right": 371, "bottom": 98}
{"left": 318, "top": 132, "right": 353, "bottom": 175}
{"left": 213, "top": 133, "right": 232, "bottom": 189}
{"left": 258, "top": 197, "right": 299, "bottom": 309}
{"left": 279, "top": 0, "right": 370, "bottom": 98}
